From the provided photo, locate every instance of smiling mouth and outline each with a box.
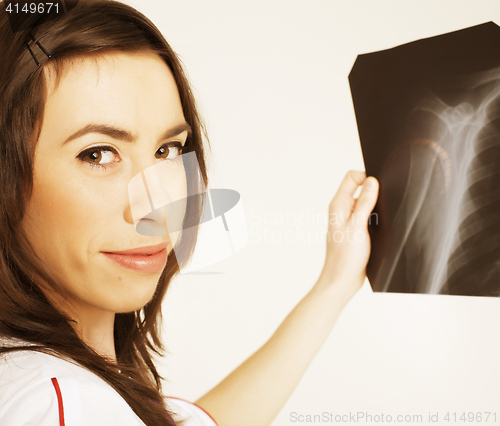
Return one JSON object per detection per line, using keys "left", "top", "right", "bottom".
{"left": 101, "top": 243, "right": 168, "bottom": 273}
{"left": 103, "top": 243, "right": 168, "bottom": 256}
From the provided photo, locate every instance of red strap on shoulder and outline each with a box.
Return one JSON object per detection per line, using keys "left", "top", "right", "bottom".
{"left": 51, "top": 378, "right": 66, "bottom": 426}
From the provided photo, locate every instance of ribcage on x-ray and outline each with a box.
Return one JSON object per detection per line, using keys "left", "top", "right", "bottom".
{"left": 373, "top": 74, "right": 500, "bottom": 297}
{"left": 440, "top": 108, "right": 500, "bottom": 296}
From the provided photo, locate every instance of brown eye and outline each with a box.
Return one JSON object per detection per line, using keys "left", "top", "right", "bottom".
{"left": 155, "top": 142, "right": 182, "bottom": 160}
{"left": 86, "top": 150, "right": 102, "bottom": 163}
{"left": 77, "top": 146, "right": 118, "bottom": 169}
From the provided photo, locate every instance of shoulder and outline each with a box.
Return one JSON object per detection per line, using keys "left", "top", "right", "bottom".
{"left": 165, "top": 396, "right": 218, "bottom": 426}
{"left": 0, "top": 350, "right": 145, "bottom": 425}
{"left": 0, "top": 345, "right": 218, "bottom": 426}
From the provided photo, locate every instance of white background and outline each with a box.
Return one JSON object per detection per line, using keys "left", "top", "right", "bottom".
{"left": 122, "top": 1, "right": 500, "bottom": 424}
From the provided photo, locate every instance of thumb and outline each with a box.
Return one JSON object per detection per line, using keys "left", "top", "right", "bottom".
{"left": 352, "top": 177, "right": 379, "bottom": 227}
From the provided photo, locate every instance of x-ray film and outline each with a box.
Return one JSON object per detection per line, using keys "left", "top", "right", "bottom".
{"left": 349, "top": 22, "right": 500, "bottom": 297}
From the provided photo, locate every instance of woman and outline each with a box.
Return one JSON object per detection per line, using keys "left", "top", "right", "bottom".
{"left": 0, "top": 1, "right": 379, "bottom": 425}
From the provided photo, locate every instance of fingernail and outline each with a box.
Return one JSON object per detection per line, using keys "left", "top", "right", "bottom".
{"left": 364, "top": 177, "right": 377, "bottom": 190}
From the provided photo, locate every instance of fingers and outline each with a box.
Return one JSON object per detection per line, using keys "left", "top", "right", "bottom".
{"left": 352, "top": 176, "right": 379, "bottom": 226}
{"left": 337, "top": 170, "right": 366, "bottom": 197}
{"left": 329, "top": 170, "right": 366, "bottom": 220}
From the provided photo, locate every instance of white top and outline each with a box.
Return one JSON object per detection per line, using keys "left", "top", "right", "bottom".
{"left": 0, "top": 348, "right": 217, "bottom": 426}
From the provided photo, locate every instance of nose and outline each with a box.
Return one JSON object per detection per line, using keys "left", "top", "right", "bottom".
{"left": 123, "top": 152, "right": 151, "bottom": 226}
{"left": 124, "top": 151, "right": 164, "bottom": 229}
{"left": 123, "top": 203, "right": 134, "bottom": 225}
{"left": 123, "top": 182, "right": 165, "bottom": 233}
{"left": 126, "top": 167, "right": 170, "bottom": 237}
{"left": 126, "top": 151, "right": 200, "bottom": 244}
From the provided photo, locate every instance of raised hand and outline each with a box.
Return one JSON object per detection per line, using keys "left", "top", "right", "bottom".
{"left": 317, "top": 170, "right": 379, "bottom": 302}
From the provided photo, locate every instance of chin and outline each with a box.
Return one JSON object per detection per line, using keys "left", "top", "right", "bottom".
{"left": 112, "top": 297, "right": 155, "bottom": 314}
{"left": 107, "top": 279, "right": 160, "bottom": 314}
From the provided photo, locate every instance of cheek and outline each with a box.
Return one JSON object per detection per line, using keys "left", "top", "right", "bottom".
{"left": 23, "top": 166, "right": 121, "bottom": 262}
{"left": 24, "top": 173, "right": 81, "bottom": 245}
{"left": 21, "top": 174, "right": 86, "bottom": 287}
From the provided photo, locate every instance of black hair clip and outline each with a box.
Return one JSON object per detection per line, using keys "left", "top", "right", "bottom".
{"left": 26, "top": 34, "right": 52, "bottom": 67}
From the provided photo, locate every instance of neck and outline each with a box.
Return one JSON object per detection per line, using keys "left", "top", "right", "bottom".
{"left": 73, "top": 308, "right": 117, "bottom": 363}
{"left": 41, "top": 286, "right": 118, "bottom": 363}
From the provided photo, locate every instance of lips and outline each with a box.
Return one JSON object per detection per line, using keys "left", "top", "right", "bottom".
{"left": 101, "top": 243, "right": 168, "bottom": 273}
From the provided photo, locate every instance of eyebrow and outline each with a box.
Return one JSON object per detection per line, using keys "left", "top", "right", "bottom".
{"left": 62, "top": 122, "right": 192, "bottom": 145}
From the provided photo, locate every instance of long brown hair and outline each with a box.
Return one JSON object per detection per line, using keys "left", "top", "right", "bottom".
{"left": 0, "top": 1, "right": 209, "bottom": 425}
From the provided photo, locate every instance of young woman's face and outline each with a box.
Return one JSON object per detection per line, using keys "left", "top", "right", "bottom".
{"left": 22, "top": 51, "right": 189, "bottom": 316}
